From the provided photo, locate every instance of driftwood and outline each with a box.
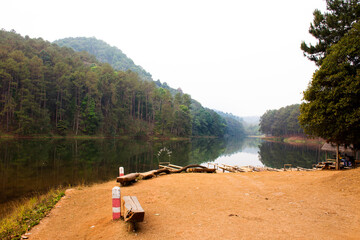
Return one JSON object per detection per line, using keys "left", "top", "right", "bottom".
{"left": 187, "top": 168, "right": 216, "bottom": 173}
{"left": 117, "top": 164, "right": 215, "bottom": 186}
{"left": 139, "top": 168, "right": 171, "bottom": 180}
{"left": 117, "top": 173, "right": 140, "bottom": 186}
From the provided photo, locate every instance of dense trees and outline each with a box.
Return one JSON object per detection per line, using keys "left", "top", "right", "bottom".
{"left": 215, "top": 111, "right": 246, "bottom": 137}
{"left": 0, "top": 30, "right": 192, "bottom": 136}
{"left": 54, "top": 37, "right": 153, "bottom": 81}
{"left": 190, "top": 100, "right": 226, "bottom": 137}
{"left": 259, "top": 104, "right": 303, "bottom": 136}
{"left": 53, "top": 36, "right": 246, "bottom": 138}
{"left": 299, "top": 21, "right": 360, "bottom": 148}
{"left": 300, "top": 0, "right": 360, "bottom": 65}
{"left": 0, "top": 30, "right": 245, "bottom": 138}
{"left": 299, "top": 1, "right": 359, "bottom": 170}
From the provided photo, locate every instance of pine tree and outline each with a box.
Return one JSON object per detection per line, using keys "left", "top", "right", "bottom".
{"left": 301, "top": 0, "right": 360, "bottom": 65}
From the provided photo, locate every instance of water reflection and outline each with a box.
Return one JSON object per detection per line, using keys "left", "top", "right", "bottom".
{"left": 210, "top": 138, "right": 264, "bottom": 167}
{"left": 258, "top": 141, "right": 325, "bottom": 169}
{"left": 0, "top": 137, "right": 325, "bottom": 212}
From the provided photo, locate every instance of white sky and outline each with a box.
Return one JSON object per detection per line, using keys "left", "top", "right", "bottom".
{"left": 1, "top": 0, "right": 326, "bottom": 116}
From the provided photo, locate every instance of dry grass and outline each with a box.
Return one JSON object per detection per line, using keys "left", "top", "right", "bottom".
{"left": 0, "top": 188, "right": 65, "bottom": 240}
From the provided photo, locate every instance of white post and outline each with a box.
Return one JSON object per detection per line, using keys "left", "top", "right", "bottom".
{"left": 112, "top": 186, "right": 121, "bottom": 220}
{"left": 119, "top": 167, "right": 124, "bottom": 177}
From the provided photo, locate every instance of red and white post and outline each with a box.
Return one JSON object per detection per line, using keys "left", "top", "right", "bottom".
{"left": 112, "top": 186, "right": 121, "bottom": 220}
{"left": 119, "top": 167, "right": 124, "bottom": 177}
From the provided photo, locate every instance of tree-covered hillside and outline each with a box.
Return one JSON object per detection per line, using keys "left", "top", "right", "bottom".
{"left": 0, "top": 30, "right": 245, "bottom": 138}
{"left": 215, "top": 111, "right": 246, "bottom": 137}
{"left": 54, "top": 37, "right": 153, "bottom": 82}
{"left": 53, "top": 36, "right": 246, "bottom": 138}
{"left": 0, "top": 30, "right": 193, "bottom": 137}
{"left": 259, "top": 104, "right": 303, "bottom": 137}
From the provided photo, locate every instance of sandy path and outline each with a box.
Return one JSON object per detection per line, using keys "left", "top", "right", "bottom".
{"left": 28, "top": 168, "right": 360, "bottom": 240}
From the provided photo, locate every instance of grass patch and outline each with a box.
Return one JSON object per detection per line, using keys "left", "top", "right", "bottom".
{"left": 0, "top": 188, "right": 65, "bottom": 240}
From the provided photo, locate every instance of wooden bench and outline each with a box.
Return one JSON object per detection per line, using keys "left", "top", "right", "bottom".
{"left": 121, "top": 196, "right": 145, "bottom": 231}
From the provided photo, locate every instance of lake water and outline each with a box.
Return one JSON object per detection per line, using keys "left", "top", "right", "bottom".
{"left": 0, "top": 137, "right": 325, "bottom": 217}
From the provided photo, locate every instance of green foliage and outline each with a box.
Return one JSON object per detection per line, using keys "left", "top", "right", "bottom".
{"left": 54, "top": 37, "right": 153, "bottom": 81}
{"left": 0, "top": 30, "right": 234, "bottom": 138}
{"left": 260, "top": 104, "right": 303, "bottom": 136}
{"left": 0, "top": 189, "right": 64, "bottom": 240}
{"left": 54, "top": 37, "right": 237, "bottom": 138}
{"left": 190, "top": 100, "right": 227, "bottom": 137}
{"left": 299, "top": 21, "right": 360, "bottom": 148}
{"left": 301, "top": 0, "right": 360, "bottom": 65}
{"left": 215, "top": 111, "right": 246, "bottom": 137}
{"left": 0, "top": 30, "right": 195, "bottom": 137}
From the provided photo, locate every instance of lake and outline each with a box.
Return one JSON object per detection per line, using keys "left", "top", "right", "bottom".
{"left": 0, "top": 137, "right": 325, "bottom": 217}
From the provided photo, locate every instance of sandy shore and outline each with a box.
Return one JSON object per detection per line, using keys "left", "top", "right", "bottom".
{"left": 28, "top": 168, "right": 360, "bottom": 240}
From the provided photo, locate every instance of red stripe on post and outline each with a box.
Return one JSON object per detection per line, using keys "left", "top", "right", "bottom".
{"left": 112, "top": 186, "right": 121, "bottom": 220}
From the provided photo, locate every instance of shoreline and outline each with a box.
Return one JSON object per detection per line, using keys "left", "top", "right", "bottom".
{"left": 4, "top": 168, "right": 360, "bottom": 239}
{"left": 0, "top": 134, "right": 191, "bottom": 141}
{"left": 261, "top": 135, "right": 325, "bottom": 146}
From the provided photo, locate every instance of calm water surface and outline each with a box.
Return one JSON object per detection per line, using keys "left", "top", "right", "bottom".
{"left": 0, "top": 137, "right": 325, "bottom": 217}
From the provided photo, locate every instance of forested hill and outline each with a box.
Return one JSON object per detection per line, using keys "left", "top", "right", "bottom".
{"left": 259, "top": 104, "right": 303, "bottom": 137}
{"left": 0, "top": 30, "right": 245, "bottom": 138}
{"left": 53, "top": 36, "right": 246, "bottom": 138}
{"left": 54, "top": 37, "right": 153, "bottom": 82}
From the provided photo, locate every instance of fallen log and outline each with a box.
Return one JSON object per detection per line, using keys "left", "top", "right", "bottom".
{"left": 187, "top": 168, "right": 216, "bottom": 173}
{"left": 118, "top": 165, "right": 215, "bottom": 186}
{"left": 139, "top": 170, "right": 157, "bottom": 180}
{"left": 170, "top": 164, "right": 209, "bottom": 173}
{"left": 139, "top": 168, "right": 171, "bottom": 180}
{"left": 116, "top": 173, "right": 140, "bottom": 186}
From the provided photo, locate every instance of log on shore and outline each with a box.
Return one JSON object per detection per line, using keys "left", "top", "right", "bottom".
{"left": 118, "top": 165, "right": 215, "bottom": 186}
{"left": 187, "top": 168, "right": 216, "bottom": 173}
{"left": 139, "top": 168, "right": 171, "bottom": 180}
{"left": 117, "top": 173, "right": 140, "bottom": 186}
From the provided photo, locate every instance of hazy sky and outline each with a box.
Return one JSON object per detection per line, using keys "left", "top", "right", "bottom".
{"left": 1, "top": 0, "right": 327, "bottom": 116}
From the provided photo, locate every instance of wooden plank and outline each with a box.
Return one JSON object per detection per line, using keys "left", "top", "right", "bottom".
{"left": 218, "top": 166, "right": 236, "bottom": 173}
{"left": 121, "top": 196, "right": 145, "bottom": 223}
{"left": 168, "top": 164, "right": 182, "bottom": 169}
{"left": 159, "top": 165, "right": 178, "bottom": 170}
{"left": 222, "top": 164, "right": 238, "bottom": 169}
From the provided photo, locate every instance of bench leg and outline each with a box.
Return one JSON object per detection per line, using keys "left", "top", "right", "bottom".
{"left": 127, "top": 222, "right": 136, "bottom": 232}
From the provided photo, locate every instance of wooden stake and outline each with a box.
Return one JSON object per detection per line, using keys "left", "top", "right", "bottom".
{"left": 336, "top": 144, "right": 340, "bottom": 170}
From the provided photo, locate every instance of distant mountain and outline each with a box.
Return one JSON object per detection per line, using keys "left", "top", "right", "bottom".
{"left": 214, "top": 111, "right": 245, "bottom": 137}
{"left": 54, "top": 37, "right": 153, "bottom": 81}
{"left": 216, "top": 111, "right": 260, "bottom": 136}
{"left": 241, "top": 116, "right": 260, "bottom": 125}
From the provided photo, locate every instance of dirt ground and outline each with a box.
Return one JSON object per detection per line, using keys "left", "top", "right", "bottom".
{"left": 28, "top": 168, "right": 360, "bottom": 240}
